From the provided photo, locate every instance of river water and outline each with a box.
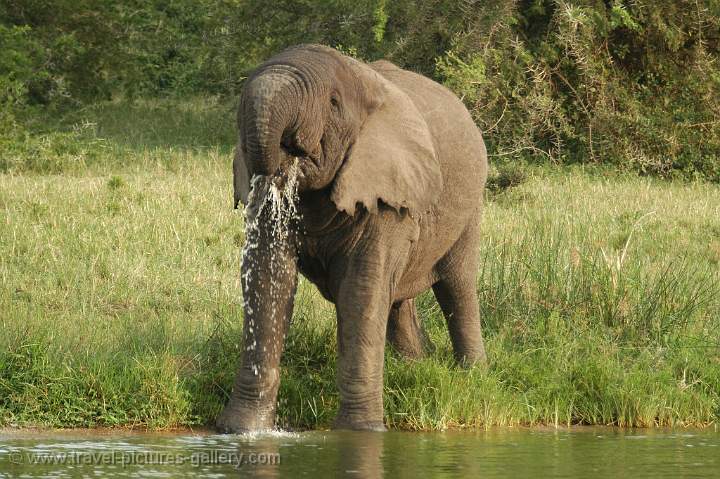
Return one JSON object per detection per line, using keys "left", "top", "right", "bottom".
{"left": 1, "top": 428, "right": 718, "bottom": 478}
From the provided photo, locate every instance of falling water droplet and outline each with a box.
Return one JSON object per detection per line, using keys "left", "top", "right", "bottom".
{"left": 240, "top": 159, "right": 301, "bottom": 379}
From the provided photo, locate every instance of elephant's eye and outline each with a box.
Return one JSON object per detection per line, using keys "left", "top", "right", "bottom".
{"left": 330, "top": 95, "right": 340, "bottom": 112}
{"left": 281, "top": 138, "right": 306, "bottom": 158}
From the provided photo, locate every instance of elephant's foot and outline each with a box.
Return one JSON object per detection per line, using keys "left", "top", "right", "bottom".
{"left": 455, "top": 346, "right": 487, "bottom": 368}
{"left": 218, "top": 365, "right": 282, "bottom": 433}
{"left": 333, "top": 397, "right": 386, "bottom": 431}
{"left": 334, "top": 411, "right": 386, "bottom": 431}
{"left": 389, "top": 335, "right": 426, "bottom": 360}
{"left": 216, "top": 401, "right": 275, "bottom": 434}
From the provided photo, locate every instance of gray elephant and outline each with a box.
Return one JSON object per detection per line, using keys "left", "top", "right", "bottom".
{"left": 218, "top": 44, "right": 488, "bottom": 433}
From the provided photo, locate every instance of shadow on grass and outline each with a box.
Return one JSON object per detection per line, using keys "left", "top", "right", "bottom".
{"left": 2, "top": 97, "right": 238, "bottom": 174}
{"left": 69, "top": 97, "right": 238, "bottom": 151}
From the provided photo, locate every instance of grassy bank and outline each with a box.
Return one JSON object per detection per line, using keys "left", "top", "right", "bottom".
{"left": 1, "top": 98, "right": 719, "bottom": 430}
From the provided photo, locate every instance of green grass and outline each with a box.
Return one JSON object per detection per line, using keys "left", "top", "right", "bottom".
{"left": 1, "top": 98, "right": 719, "bottom": 430}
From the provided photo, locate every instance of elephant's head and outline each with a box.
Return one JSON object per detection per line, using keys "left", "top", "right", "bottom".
{"left": 233, "top": 44, "right": 442, "bottom": 217}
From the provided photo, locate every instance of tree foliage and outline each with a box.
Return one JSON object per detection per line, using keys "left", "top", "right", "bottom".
{"left": 1, "top": 0, "right": 719, "bottom": 179}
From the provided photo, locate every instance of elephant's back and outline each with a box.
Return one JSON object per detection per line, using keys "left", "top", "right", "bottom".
{"left": 370, "top": 61, "right": 488, "bottom": 298}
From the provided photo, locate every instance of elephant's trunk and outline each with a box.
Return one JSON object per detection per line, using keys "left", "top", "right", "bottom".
{"left": 217, "top": 178, "right": 299, "bottom": 433}
{"left": 241, "top": 67, "right": 302, "bottom": 178}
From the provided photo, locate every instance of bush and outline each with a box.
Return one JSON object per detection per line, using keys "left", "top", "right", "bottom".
{"left": 0, "top": 25, "right": 41, "bottom": 137}
{"left": 1, "top": 0, "right": 719, "bottom": 180}
{"left": 430, "top": 1, "right": 720, "bottom": 181}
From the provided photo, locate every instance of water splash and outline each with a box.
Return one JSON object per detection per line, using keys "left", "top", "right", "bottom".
{"left": 239, "top": 159, "right": 301, "bottom": 393}
{"left": 243, "top": 158, "right": 301, "bottom": 246}
{"left": 267, "top": 159, "right": 300, "bottom": 244}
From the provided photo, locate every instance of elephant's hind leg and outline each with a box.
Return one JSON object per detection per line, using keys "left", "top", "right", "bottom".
{"left": 387, "top": 299, "right": 430, "bottom": 360}
{"left": 432, "top": 221, "right": 486, "bottom": 366}
{"left": 432, "top": 276, "right": 486, "bottom": 366}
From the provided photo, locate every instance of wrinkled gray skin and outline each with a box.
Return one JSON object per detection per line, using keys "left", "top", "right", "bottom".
{"left": 217, "top": 44, "right": 488, "bottom": 433}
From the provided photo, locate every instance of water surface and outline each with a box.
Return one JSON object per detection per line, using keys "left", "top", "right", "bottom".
{"left": 1, "top": 427, "right": 718, "bottom": 478}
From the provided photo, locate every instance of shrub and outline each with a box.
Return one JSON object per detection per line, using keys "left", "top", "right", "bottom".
{"left": 429, "top": 1, "right": 720, "bottom": 180}
{"left": 1, "top": 1, "right": 718, "bottom": 180}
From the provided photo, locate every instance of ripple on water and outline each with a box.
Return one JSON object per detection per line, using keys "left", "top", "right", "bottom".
{"left": 28, "top": 441, "right": 147, "bottom": 452}
{"left": 0, "top": 429, "right": 719, "bottom": 478}
{"left": 231, "top": 429, "right": 300, "bottom": 441}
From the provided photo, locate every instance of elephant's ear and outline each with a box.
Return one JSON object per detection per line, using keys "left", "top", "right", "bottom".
{"left": 233, "top": 138, "right": 252, "bottom": 209}
{"left": 330, "top": 61, "right": 442, "bottom": 217}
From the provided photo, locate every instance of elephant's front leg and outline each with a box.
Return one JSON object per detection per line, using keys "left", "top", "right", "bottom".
{"left": 332, "top": 237, "right": 410, "bottom": 431}
{"left": 334, "top": 282, "right": 390, "bottom": 431}
{"left": 217, "top": 200, "right": 298, "bottom": 433}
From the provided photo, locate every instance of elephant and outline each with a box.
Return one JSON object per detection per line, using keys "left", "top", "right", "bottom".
{"left": 217, "top": 44, "right": 488, "bottom": 433}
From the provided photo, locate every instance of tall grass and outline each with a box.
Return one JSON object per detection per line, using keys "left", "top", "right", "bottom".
{"left": 1, "top": 98, "right": 718, "bottom": 430}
